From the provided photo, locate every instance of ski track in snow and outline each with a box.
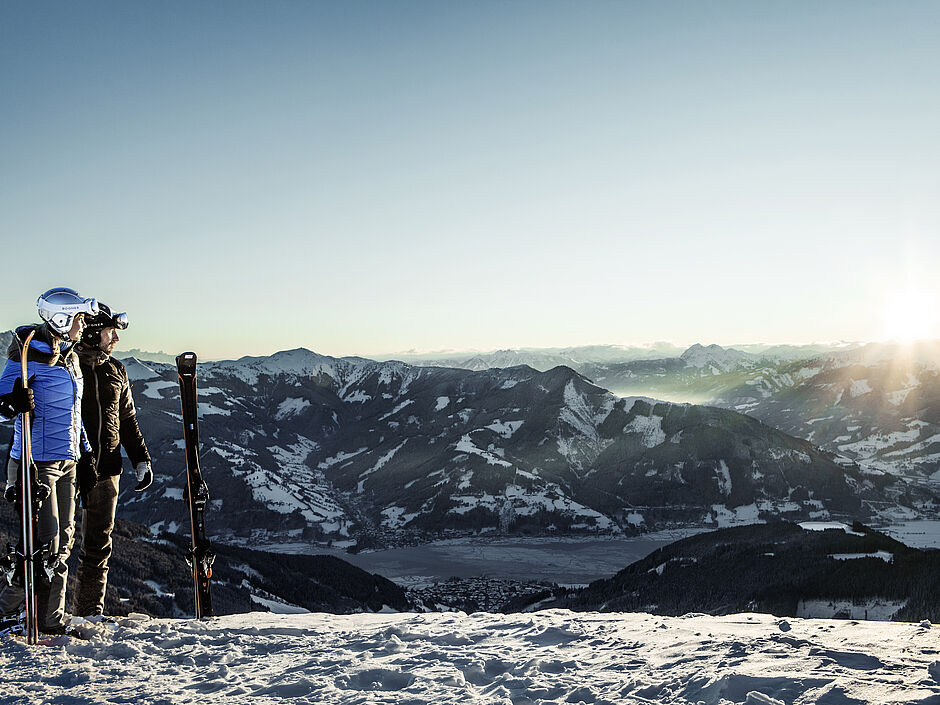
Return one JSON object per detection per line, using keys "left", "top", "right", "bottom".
{"left": 2, "top": 611, "right": 939, "bottom": 704}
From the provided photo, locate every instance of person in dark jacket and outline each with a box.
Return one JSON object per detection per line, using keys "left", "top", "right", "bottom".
{"left": 72, "top": 302, "right": 152, "bottom": 618}
{"left": 0, "top": 287, "right": 99, "bottom": 634}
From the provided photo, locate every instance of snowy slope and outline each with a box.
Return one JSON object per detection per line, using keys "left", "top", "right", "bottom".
{"left": 2, "top": 610, "right": 938, "bottom": 704}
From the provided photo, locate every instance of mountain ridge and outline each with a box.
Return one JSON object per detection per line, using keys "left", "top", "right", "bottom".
{"left": 105, "top": 348, "right": 916, "bottom": 547}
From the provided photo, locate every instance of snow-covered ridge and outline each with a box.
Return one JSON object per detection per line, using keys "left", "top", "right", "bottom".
{"left": 121, "top": 356, "right": 163, "bottom": 382}
{"left": 680, "top": 343, "right": 756, "bottom": 371}
{"left": 202, "top": 347, "right": 357, "bottom": 385}
{"left": 199, "top": 348, "right": 429, "bottom": 397}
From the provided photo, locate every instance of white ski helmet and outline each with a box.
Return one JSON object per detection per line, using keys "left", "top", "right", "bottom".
{"left": 37, "top": 287, "right": 100, "bottom": 336}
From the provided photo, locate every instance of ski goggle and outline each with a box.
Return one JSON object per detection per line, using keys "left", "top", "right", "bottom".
{"left": 111, "top": 312, "right": 129, "bottom": 330}
{"left": 44, "top": 306, "right": 99, "bottom": 332}
{"left": 37, "top": 292, "right": 100, "bottom": 332}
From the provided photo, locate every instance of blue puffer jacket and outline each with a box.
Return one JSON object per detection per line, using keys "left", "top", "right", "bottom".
{"left": 0, "top": 325, "right": 90, "bottom": 462}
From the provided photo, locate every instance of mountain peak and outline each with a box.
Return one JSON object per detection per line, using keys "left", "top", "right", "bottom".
{"left": 122, "top": 356, "right": 162, "bottom": 382}
{"left": 680, "top": 343, "right": 751, "bottom": 370}
{"left": 204, "top": 347, "right": 348, "bottom": 384}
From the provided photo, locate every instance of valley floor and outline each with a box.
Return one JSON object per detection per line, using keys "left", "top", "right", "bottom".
{"left": 1, "top": 610, "right": 939, "bottom": 704}
{"left": 251, "top": 530, "right": 704, "bottom": 586}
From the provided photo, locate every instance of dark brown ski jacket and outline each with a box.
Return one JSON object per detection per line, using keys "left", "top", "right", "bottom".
{"left": 75, "top": 344, "right": 150, "bottom": 477}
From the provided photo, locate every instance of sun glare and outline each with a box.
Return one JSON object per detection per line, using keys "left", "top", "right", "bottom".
{"left": 881, "top": 289, "right": 938, "bottom": 343}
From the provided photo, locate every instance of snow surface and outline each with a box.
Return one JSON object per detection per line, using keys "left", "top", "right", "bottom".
{"left": 142, "top": 380, "right": 177, "bottom": 400}
{"left": 455, "top": 434, "right": 512, "bottom": 467}
{"left": 883, "top": 520, "right": 940, "bottom": 548}
{"left": 849, "top": 379, "right": 872, "bottom": 397}
{"left": 3, "top": 610, "right": 939, "bottom": 704}
{"left": 196, "top": 402, "right": 232, "bottom": 417}
{"left": 798, "top": 522, "right": 865, "bottom": 536}
{"left": 829, "top": 551, "right": 894, "bottom": 563}
{"left": 485, "top": 419, "right": 524, "bottom": 439}
{"left": 560, "top": 380, "right": 601, "bottom": 440}
{"left": 712, "top": 503, "right": 760, "bottom": 528}
{"left": 623, "top": 412, "right": 666, "bottom": 448}
{"left": 796, "top": 598, "right": 907, "bottom": 621}
{"left": 274, "top": 397, "right": 311, "bottom": 420}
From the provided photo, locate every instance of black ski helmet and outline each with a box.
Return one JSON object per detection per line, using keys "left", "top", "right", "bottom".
{"left": 81, "top": 303, "right": 129, "bottom": 347}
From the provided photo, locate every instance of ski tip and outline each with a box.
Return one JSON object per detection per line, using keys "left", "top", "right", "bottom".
{"left": 176, "top": 352, "right": 198, "bottom": 372}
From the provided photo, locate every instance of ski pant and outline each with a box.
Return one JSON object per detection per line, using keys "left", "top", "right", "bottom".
{"left": 0, "top": 458, "right": 76, "bottom": 630}
{"left": 72, "top": 474, "right": 120, "bottom": 617}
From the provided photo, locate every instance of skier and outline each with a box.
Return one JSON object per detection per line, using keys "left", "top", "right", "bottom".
{"left": 72, "top": 302, "right": 152, "bottom": 618}
{"left": 0, "top": 288, "right": 98, "bottom": 634}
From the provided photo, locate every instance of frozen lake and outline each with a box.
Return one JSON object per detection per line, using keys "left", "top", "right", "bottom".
{"left": 251, "top": 520, "right": 940, "bottom": 587}
{"left": 256, "top": 530, "right": 704, "bottom": 586}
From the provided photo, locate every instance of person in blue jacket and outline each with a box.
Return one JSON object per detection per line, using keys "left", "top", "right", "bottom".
{"left": 0, "top": 287, "right": 99, "bottom": 634}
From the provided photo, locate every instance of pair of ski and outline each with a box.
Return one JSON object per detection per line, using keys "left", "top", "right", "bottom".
{"left": 13, "top": 330, "right": 42, "bottom": 644}
{"left": 176, "top": 352, "right": 214, "bottom": 620}
{"left": 9, "top": 346, "right": 213, "bottom": 645}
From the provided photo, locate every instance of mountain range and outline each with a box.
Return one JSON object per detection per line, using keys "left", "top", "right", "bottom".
{"left": 106, "top": 348, "right": 925, "bottom": 548}
{"left": 0, "top": 332, "right": 936, "bottom": 549}
{"left": 374, "top": 341, "right": 860, "bottom": 373}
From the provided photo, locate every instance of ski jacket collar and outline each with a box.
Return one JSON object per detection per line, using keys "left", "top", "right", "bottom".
{"left": 75, "top": 343, "right": 110, "bottom": 368}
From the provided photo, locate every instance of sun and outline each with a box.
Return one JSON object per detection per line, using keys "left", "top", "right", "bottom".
{"left": 880, "top": 288, "right": 938, "bottom": 343}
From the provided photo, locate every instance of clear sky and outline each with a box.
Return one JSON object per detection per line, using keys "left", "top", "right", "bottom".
{"left": 1, "top": 1, "right": 938, "bottom": 360}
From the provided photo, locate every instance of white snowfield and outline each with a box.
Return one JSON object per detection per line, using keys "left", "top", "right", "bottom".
{"left": 2, "top": 610, "right": 939, "bottom": 704}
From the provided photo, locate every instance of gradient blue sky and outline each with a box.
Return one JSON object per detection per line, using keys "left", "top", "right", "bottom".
{"left": 2, "top": 1, "right": 938, "bottom": 359}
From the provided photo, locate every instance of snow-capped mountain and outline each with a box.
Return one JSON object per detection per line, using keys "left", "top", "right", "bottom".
{"left": 566, "top": 342, "right": 940, "bottom": 484}
{"left": 732, "top": 341, "right": 862, "bottom": 360}
{"left": 103, "top": 349, "right": 913, "bottom": 547}
{"left": 576, "top": 344, "right": 769, "bottom": 404}
{"left": 385, "top": 343, "right": 687, "bottom": 372}
{"left": 679, "top": 343, "right": 757, "bottom": 372}
{"left": 712, "top": 341, "right": 940, "bottom": 481}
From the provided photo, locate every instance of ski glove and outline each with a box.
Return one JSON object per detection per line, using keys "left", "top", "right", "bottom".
{"left": 134, "top": 462, "right": 152, "bottom": 492}
{"left": 76, "top": 451, "right": 98, "bottom": 506}
{"left": 4, "top": 482, "right": 50, "bottom": 505}
{"left": 0, "top": 377, "right": 34, "bottom": 419}
{"left": 34, "top": 482, "right": 51, "bottom": 504}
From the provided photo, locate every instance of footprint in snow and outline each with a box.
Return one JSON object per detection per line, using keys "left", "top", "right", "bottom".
{"left": 336, "top": 668, "right": 416, "bottom": 691}
{"left": 525, "top": 625, "right": 583, "bottom": 646}
{"left": 808, "top": 647, "right": 885, "bottom": 671}
{"left": 461, "top": 658, "right": 515, "bottom": 686}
